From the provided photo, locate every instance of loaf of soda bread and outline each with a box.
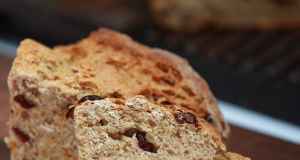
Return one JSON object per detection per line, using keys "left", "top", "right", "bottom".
{"left": 5, "top": 28, "right": 229, "bottom": 159}
{"left": 150, "top": 0, "right": 300, "bottom": 32}
{"left": 74, "top": 95, "right": 249, "bottom": 160}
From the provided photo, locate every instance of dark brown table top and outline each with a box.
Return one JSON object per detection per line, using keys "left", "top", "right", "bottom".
{"left": 0, "top": 54, "right": 299, "bottom": 160}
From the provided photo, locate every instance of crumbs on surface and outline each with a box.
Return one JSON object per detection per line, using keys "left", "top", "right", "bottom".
{"left": 40, "top": 125, "right": 54, "bottom": 133}
{"left": 152, "top": 110, "right": 164, "bottom": 117}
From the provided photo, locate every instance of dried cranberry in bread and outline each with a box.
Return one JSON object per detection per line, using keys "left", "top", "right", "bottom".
{"left": 5, "top": 28, "right": 229, "bottom": 159}
{"left": 150, "top": 0, "right": 300, "bottom": 32}
{"left": 74, "top": 95, "right": 249, "bottom": 160}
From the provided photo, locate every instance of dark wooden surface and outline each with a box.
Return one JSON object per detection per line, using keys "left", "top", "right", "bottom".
{"left": 0, "top": 54, "right": 299, "bottom": 160}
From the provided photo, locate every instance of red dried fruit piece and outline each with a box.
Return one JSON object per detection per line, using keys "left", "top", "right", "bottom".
{"left": 77, "top": 95, "right": 103, "bottom": 104}
{"left": 14, "top": 95, "right": 35, "bottom": 109}
{"left": 65, "top": 107, "right": 75, "bottom": 120}
{"left": 185, "top": 112, "right": 198, "bottom": 127}
{"left": 12, "top": 126, "right": 30, "bottom": 143}
{"left": 174, "top": 110, "right": 199, "bottom": 127}
{"left": 136, "top": 132, "right": 154, "bottom": 153}
{"left": 174, "top": 110, "right": 185, "bottom": 124}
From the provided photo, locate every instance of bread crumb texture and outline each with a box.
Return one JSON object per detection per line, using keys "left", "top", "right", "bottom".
{"left": 74, "top": 96, "right": 225, "bottom": 160}
{"left": 74, "top": 96, "right": 250, "bottom": 160}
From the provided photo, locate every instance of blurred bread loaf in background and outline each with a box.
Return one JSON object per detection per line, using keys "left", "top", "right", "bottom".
{"left": 150, "top": 0, "right": 300, "bottom": 32}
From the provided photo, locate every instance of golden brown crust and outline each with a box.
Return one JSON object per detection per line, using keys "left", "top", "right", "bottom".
{"left": 86, "top": 28, "right": 229, "bottom": 138}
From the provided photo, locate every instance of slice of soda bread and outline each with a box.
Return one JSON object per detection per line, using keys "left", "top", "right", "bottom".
{"left": 74, "top": 95, "right": 249, "bottom": 160}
